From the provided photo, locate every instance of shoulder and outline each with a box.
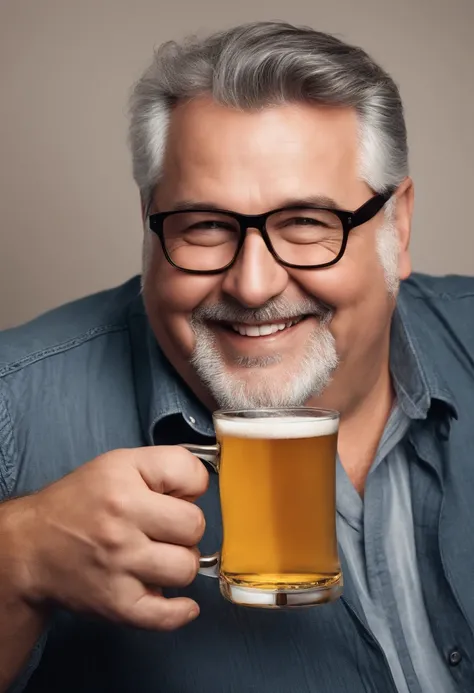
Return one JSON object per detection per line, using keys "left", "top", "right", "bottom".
{"left": 401, "top": 272, "right": 474, "bottom": 303}
{"left": 400, "top": 273, "right": 474, "bottom": 335}
{"left": 0, "top": 277, "right": 144, "bottom": 497}
{"left": 0, "top": 276, "right": 142, "bottom": 377}
{"left": 399, "top": 272, "right": 474, "bottom": 381}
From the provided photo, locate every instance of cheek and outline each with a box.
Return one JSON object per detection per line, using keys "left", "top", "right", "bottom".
{"left": 297, "top": 248, "right": 385, "bottom": 308}
{"left": 293, "top": 240, "right": 391, "bottom": 345}
{"left": 143, "top": 248, "right": 220, "bottom": 356}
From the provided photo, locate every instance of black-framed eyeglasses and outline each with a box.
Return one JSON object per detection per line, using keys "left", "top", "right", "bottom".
{"left": 148, "top": 189, "right": 395, "bottom": 274}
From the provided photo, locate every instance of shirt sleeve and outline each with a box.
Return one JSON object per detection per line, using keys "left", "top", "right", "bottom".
{"left": 0, "top": 382, "right": 49, "bottom": 692}
{"left": 0, "top": 382, "right": 16, "bottom": 499}
{"left": 6, "top": 631, "right": 49, "bottom": 693}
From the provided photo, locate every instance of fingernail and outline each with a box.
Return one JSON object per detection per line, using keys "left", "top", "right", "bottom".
{"left": 188, "top": 606, "right": 200, "bottom": 621}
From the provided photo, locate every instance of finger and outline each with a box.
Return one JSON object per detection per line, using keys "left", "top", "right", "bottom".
{"left": 131, "top": 593, "right": 200, "bottom": 631}
{"left": 132, "top": 447, "right": 209, "bottom": 500}
{"left": 132, "top": 492, "right": 206, "bottom": 546}
{"left": 129, "top": 541, "right": 200, "bottom": 588}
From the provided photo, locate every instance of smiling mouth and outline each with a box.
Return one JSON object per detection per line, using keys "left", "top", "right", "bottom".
{"left": 218, "top": 315, "right": 307, "bottom": 337}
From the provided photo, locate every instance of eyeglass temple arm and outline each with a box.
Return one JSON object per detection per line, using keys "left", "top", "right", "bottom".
{"left": 352, "top": 189, "right": 395, "bottom": 227}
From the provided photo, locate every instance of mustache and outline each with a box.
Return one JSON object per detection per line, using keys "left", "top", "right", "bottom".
{"left": 191, "top": 296, "right": 334, "bottom": 326}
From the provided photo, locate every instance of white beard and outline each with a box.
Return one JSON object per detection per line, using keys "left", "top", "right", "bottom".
{"left": 190, "top": 297, "right": 338, "bottom": 409}
{"left": 376, "top": 203, "right": 400, "bottom": 297}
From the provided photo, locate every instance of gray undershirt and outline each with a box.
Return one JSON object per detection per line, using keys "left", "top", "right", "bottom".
{"left": 336, "top": 405, "right": 457, "bottom": 693}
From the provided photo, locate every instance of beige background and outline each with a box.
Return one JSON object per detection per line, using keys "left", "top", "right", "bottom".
{"left": 0, "top": 0, "right": 473, "bottom": 330}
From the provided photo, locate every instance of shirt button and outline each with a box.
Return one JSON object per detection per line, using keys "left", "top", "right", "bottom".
{"left": 448, "top": 650, "right": 462, "bottom": 666}
{"left": 189, "top": 416, "right": 196, "bottom": 425}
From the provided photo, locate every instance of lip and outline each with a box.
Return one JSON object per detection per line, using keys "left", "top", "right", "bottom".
{"left": 226, "top": 317, "right": 304, "bottom": 327}
{"left": 209, "top": 315, "right": 313, "bottom": 350}
{"left": 229, "top": 316, "right": 304, "bottom": 337}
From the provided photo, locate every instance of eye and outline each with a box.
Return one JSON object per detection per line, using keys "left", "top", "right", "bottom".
{"left": 271, "top": 208, "right": 342, "bottom": 231}
{"left": 176, "top": 219, "right": 239, "bottom": 248}
{"left": 286, "top": 216, "right": 329, "bottom": 228}
{"left": 186, "top": 220, "right": 236, "bottom": 232}
{"left": 164, "top": 211, "right": 240, "bottom": 242}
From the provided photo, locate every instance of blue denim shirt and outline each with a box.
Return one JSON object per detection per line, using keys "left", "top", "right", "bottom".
{"left": 1, "top": 273, "right": 474, "bottom": 693}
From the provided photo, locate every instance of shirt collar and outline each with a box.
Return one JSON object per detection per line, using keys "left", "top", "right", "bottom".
{"left": 127, "top": 294, "right": 214, "bottom": 445}
{"left": 391, "top": 289, "right": 458, "bottom": 421}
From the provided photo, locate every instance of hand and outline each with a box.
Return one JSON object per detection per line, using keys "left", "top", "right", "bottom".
{"left": 12, "top": 447, "right": 208, "bottom": 631}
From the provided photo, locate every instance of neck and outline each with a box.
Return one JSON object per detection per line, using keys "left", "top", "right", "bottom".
{"left": 336, "top": 362, "right": 394, "bottom": 494}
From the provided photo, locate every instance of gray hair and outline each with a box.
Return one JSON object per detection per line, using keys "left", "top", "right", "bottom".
{"left": 129, "top": 21, "right": 408, "bottom": 209}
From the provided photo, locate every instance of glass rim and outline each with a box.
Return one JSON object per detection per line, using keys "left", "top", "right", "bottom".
{"left": 213, "top": 407, "right": 339, "bottom": 421}
{"left": 162, "top": 208, "right": 345, "bottom": 227}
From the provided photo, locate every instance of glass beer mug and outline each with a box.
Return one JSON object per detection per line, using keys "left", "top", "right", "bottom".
{"left": 182, "top": 408, "right": 343, "bottom": 608}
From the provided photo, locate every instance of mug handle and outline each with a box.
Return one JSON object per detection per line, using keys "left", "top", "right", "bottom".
{"left": 180, "top": 443, "right": 220, "bottom": 579}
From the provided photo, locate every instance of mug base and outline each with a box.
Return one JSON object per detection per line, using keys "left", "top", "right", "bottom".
{"left": 220, "top": 578, "right": 343, "bottom": 608}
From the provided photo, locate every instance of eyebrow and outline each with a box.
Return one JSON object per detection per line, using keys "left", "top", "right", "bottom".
{"left": 169, "top": 195, "right": 345, "bottom": 213}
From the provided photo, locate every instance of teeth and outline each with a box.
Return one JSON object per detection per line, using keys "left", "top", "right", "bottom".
{"left": 230, "top": 318, "right": 302, "bottom": 337}
{"left": 257, "top": 324, "right": 274, "bottom": 336}
{"left": 244, "top": 325, "right": 261, "bottom": 337}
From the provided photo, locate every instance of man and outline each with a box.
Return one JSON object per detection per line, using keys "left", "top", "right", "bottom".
{"left": 0, "top": 20, "right": 473, "bottom": 693}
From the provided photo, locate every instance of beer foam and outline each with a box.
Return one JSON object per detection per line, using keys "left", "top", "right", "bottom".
{"left": 214, "top": 415, "right": 338, "bottom": 440}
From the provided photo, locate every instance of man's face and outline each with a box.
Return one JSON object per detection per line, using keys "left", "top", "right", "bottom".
{"left": 142, "top": 97, "right": 412, "bottom": 414}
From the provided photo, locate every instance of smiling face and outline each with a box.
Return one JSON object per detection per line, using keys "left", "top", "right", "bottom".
{"left": 141, "top": 96, "right": 413, "bottom": 415}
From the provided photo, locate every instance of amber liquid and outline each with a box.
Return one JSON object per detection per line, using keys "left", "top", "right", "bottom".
{"left": 219, "top": 433, "right": 341, "bottom": 591}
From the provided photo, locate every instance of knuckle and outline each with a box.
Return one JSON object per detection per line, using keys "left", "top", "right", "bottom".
{"left": 177, "top": 448, "right": 209, "bottom": 489}
{"left": 181, "top": 550, "right": 199, "bottom": 586}
{"left": 103, "top": 488, "right": 130, "bottom": 518}
{"left": 158, "top": 610, "right": 180, "bottom": 631}
{"left": 111, "top": 583, "right": 148, "bottom": 626}
{"left": 114, "top": 597, "right": 135, "bottom": 625}
{"left": 95, "top": 516, "right": 127, "bottom": 552}
{"left": 187, "top": 506, "right": 206, "bottom": 544}
{"left": 97, "top": 580, "right": 131, "bottom": 622}
{"left": 191, "top": 456, "right": 210, "bottom": 492}
{"left": 165, "top": 546, "right": 199, "bottom": 587}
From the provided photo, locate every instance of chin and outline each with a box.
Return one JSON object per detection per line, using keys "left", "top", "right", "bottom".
{"left": 190, "top": 315, "right": 339, "bottom": 410}
{"left": 193, "top": 357, "right": 332, "bottom": 410}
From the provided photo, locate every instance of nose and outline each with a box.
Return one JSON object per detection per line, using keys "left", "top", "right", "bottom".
{"left": 220, "top": 228, "right": 289, "bottom": 307}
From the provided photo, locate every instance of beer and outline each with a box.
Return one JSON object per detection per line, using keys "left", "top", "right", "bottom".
{"left": 214, "top": 412, "right": 342, "bottom": 599}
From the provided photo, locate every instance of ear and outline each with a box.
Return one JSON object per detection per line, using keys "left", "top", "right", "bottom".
{"left": 140, "top": 197, "right": 147, "bottom": 226}
{"left": 394, "top": 177, "right": 414, "bottom": 280}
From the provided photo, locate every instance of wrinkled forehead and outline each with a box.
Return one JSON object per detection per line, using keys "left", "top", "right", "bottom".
{"left": 156, "top": 96, "right": 366, "bottom": 211}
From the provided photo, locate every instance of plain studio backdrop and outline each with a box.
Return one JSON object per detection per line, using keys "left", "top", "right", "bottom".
{"left": 0, "top": 0, "right": 473, "bottom": 330}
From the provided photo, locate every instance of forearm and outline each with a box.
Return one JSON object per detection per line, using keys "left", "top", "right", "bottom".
{"left": 0, "top": 499, "right": 48, "bottom": 692}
